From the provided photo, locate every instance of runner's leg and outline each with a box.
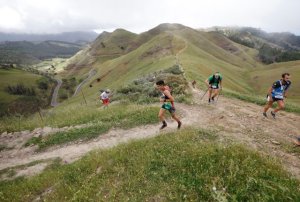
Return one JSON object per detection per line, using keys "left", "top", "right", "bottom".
{"left": 212, "top": 89, "right": 220, "bottom": 99}
{"left": 263, "top": 100, "right": 274, "bottom": 113}
{"left": 274, "top": 100, "right": 285, "bottom": 113}
{"left": 208, "top": 88, "right": 212, "bottom": 102}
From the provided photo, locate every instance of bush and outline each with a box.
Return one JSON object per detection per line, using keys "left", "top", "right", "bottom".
{"left": 163, "top": 64, "right": 184, "bottom": 75}
{"left": 60, "top": 77, "right": 77, "bottom": 98}
{"left": 116, "top": 66, "right": 189, "bottom": 104}
{"left": 5, "top": 83, "right": 36, "bottom": 96}
{"left": 59, "top": 90, "right": 68, "bottom": 100}
{"left": 37, "top": 78, "right": 49, "bottom": 90}
{"left": 7, "top": 96, "right": 43, "bottom": 115}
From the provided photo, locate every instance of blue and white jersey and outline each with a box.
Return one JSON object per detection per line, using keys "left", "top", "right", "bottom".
{"left": 271, "top": 80, "right": 291, "bottom": 99}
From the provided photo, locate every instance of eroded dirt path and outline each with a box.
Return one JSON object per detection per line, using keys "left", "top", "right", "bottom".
{"left": 1, "top": 87, "right": 300, "bottom": 179}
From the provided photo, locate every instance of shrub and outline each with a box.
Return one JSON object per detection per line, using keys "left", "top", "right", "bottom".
{"left": 37, "top": 78, "right": 49, "bottom": 90}
{"left": 5, "top": 83, "right": 36, "bottom": 96}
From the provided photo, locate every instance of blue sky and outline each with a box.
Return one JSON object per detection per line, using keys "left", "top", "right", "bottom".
{"left": 0, "top": 0, "right": 299, "bottom": 34}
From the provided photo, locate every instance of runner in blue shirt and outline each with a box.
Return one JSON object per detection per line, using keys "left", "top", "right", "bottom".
{"left": 263, "top": 73, "right": 291, "bottom": 118}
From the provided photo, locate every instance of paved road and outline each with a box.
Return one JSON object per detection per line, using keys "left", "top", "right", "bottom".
{"left": 51, "top": 78, "right": 62, "bottom": 107}
{"left": 73, "top": 69, "right": 97, "bottom": 96}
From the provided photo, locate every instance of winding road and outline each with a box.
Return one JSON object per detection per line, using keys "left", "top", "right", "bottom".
{"left": 50, "top": 78, "right": 62, "bottom": 107}
{"left": 73, "top": 69, "right": 97, "bottom": 96}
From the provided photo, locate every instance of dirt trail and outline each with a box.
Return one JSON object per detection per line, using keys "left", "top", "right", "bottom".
{"left": 1, "top": 87, "right": 300, "bottom": 179}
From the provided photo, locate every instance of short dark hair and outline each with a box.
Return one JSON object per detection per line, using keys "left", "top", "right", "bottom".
{"left": 282, "top": 73, "right": 290, "bottom": 78}
{"left": 156, "top": 80, "right": 165, "bottom": 86}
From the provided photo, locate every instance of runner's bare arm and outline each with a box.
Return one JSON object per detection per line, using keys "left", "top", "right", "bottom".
{"left": 205, "top": 79, "right": 210, "bottom": 87}
{"left": 267, "top": 87, "right": 273, "bottom": 97}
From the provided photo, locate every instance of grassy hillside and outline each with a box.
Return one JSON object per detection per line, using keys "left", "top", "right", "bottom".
{"left": 58, "top": 23, "right": 300, "bottom": 108}
{"left": 0, "top": 68, "right": 55, "bottom": 116}
{"left": 1, "top": 128, "right": 299, "bottom": 201}
{"left": 249, "top": 60, "right": 300, "bottom": 104}
{"left": 0, "top": 24, "right": 299, "bottom": 124}
{"left": 1, "top": 23, "right": 299, "bottom": 123}
{"left": 212, "top": 27, "right": 300, "bottom": 64}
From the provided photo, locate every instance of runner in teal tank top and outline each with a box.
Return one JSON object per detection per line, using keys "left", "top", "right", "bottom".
{"left": 156, "top": 80, "right": 182, "bottom": 130}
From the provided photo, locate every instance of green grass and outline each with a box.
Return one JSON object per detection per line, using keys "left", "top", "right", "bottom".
{"left": 32, "top": 58, "right": 67, "bottom": 73}
{"left": 0, "top": 103, "right": 159, "bottom": 133}
{"left": 249, "top": 60, "right": 300, "bottom": 104}
{"left": 0, "top": 159, "right": 58, "bottom": 180}
{"left": 0, "top": 69, "right": 43, "bottom": 102}
{"left": 1, "top": 128, "right": 299, "bottom": 201}
{"left": 0, "top": 68, "right": 54, "bottom": 116}
{"left": 223, "top": 89, "right": 300, "bottom": 114}
{"left": 24, "top": 104, "right": 159, "bottom": 149}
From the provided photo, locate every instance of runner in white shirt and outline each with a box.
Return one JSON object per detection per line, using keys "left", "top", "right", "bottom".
{"left": 100, "top": 89, "right": 110, "bottom": 108}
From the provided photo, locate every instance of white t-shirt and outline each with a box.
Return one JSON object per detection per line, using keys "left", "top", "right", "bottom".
{"left": 100, "top": 91, "right": 109, "bottom": 99}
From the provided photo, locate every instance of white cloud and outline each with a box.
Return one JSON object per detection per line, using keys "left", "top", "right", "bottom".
{"left": 0, "top": 0, "right": 299, "bottom": 34}
{"left": 0, "top": 6, "right": 24, "bottom": 31}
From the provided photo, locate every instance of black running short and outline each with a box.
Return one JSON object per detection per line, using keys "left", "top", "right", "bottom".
{"left": 267, "top": 95, "right": 283, "bottom": 102}
{"left": 272, "top": 97, "right": 283, "bottom": 101}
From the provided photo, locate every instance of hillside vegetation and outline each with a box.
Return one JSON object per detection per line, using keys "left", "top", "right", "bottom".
{"left": 0, "top": 68, "right": 55, "bottom": 116}
{"left": 0, "top": 41, "right": 82, "bottom": 65}
{"left": 213, "top": 27, "right": 300, "bottom": 64}
{"left": 41, "top": 23, "right": 297, "bottom": 118}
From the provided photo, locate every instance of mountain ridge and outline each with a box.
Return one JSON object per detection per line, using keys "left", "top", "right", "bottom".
{"left": 0, "top": 31, "right": 98, "bottom": 44}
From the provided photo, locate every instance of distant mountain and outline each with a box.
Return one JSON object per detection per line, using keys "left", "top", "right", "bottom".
{"left": 0, "top": 31, "right": 98, "bottom": 44}
{"left": 207, "top": 27, "right": 300, "bottom": 63}
{"left": 0, "top": 40, "right": 82, "bottom": 65}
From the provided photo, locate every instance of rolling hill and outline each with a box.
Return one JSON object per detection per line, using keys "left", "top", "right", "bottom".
{"left": 61, "top": 23, "right": 299, "bottom": 105}
{"left": 210, "top": 26, "right": 300, "bottom": 63}
{"left": 0, "top": 31, "right": 98, "bottom": 44}
{"left": 0, "top": 40, "right": 83, "bottom": 65}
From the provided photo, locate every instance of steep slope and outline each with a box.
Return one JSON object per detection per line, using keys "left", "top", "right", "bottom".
{"left": 59, "top": 23, "right": 299, "bottom": 105}
{"left": 63, "top": 24, "right": 187, "bottom": 78}
{"left": 63, "top": 29, "right": 138, "bottom": 78}
{"left": 211, "top": 27, "right": 300, "bottom": 63}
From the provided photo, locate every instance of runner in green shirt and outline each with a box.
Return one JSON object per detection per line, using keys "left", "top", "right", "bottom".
{"left": 205, "top": 72, "right": 222, "bottom": 103}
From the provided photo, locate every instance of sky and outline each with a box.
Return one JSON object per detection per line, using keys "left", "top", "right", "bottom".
{"left": 0, "top": 0, "right": 299, "bottom": 34}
